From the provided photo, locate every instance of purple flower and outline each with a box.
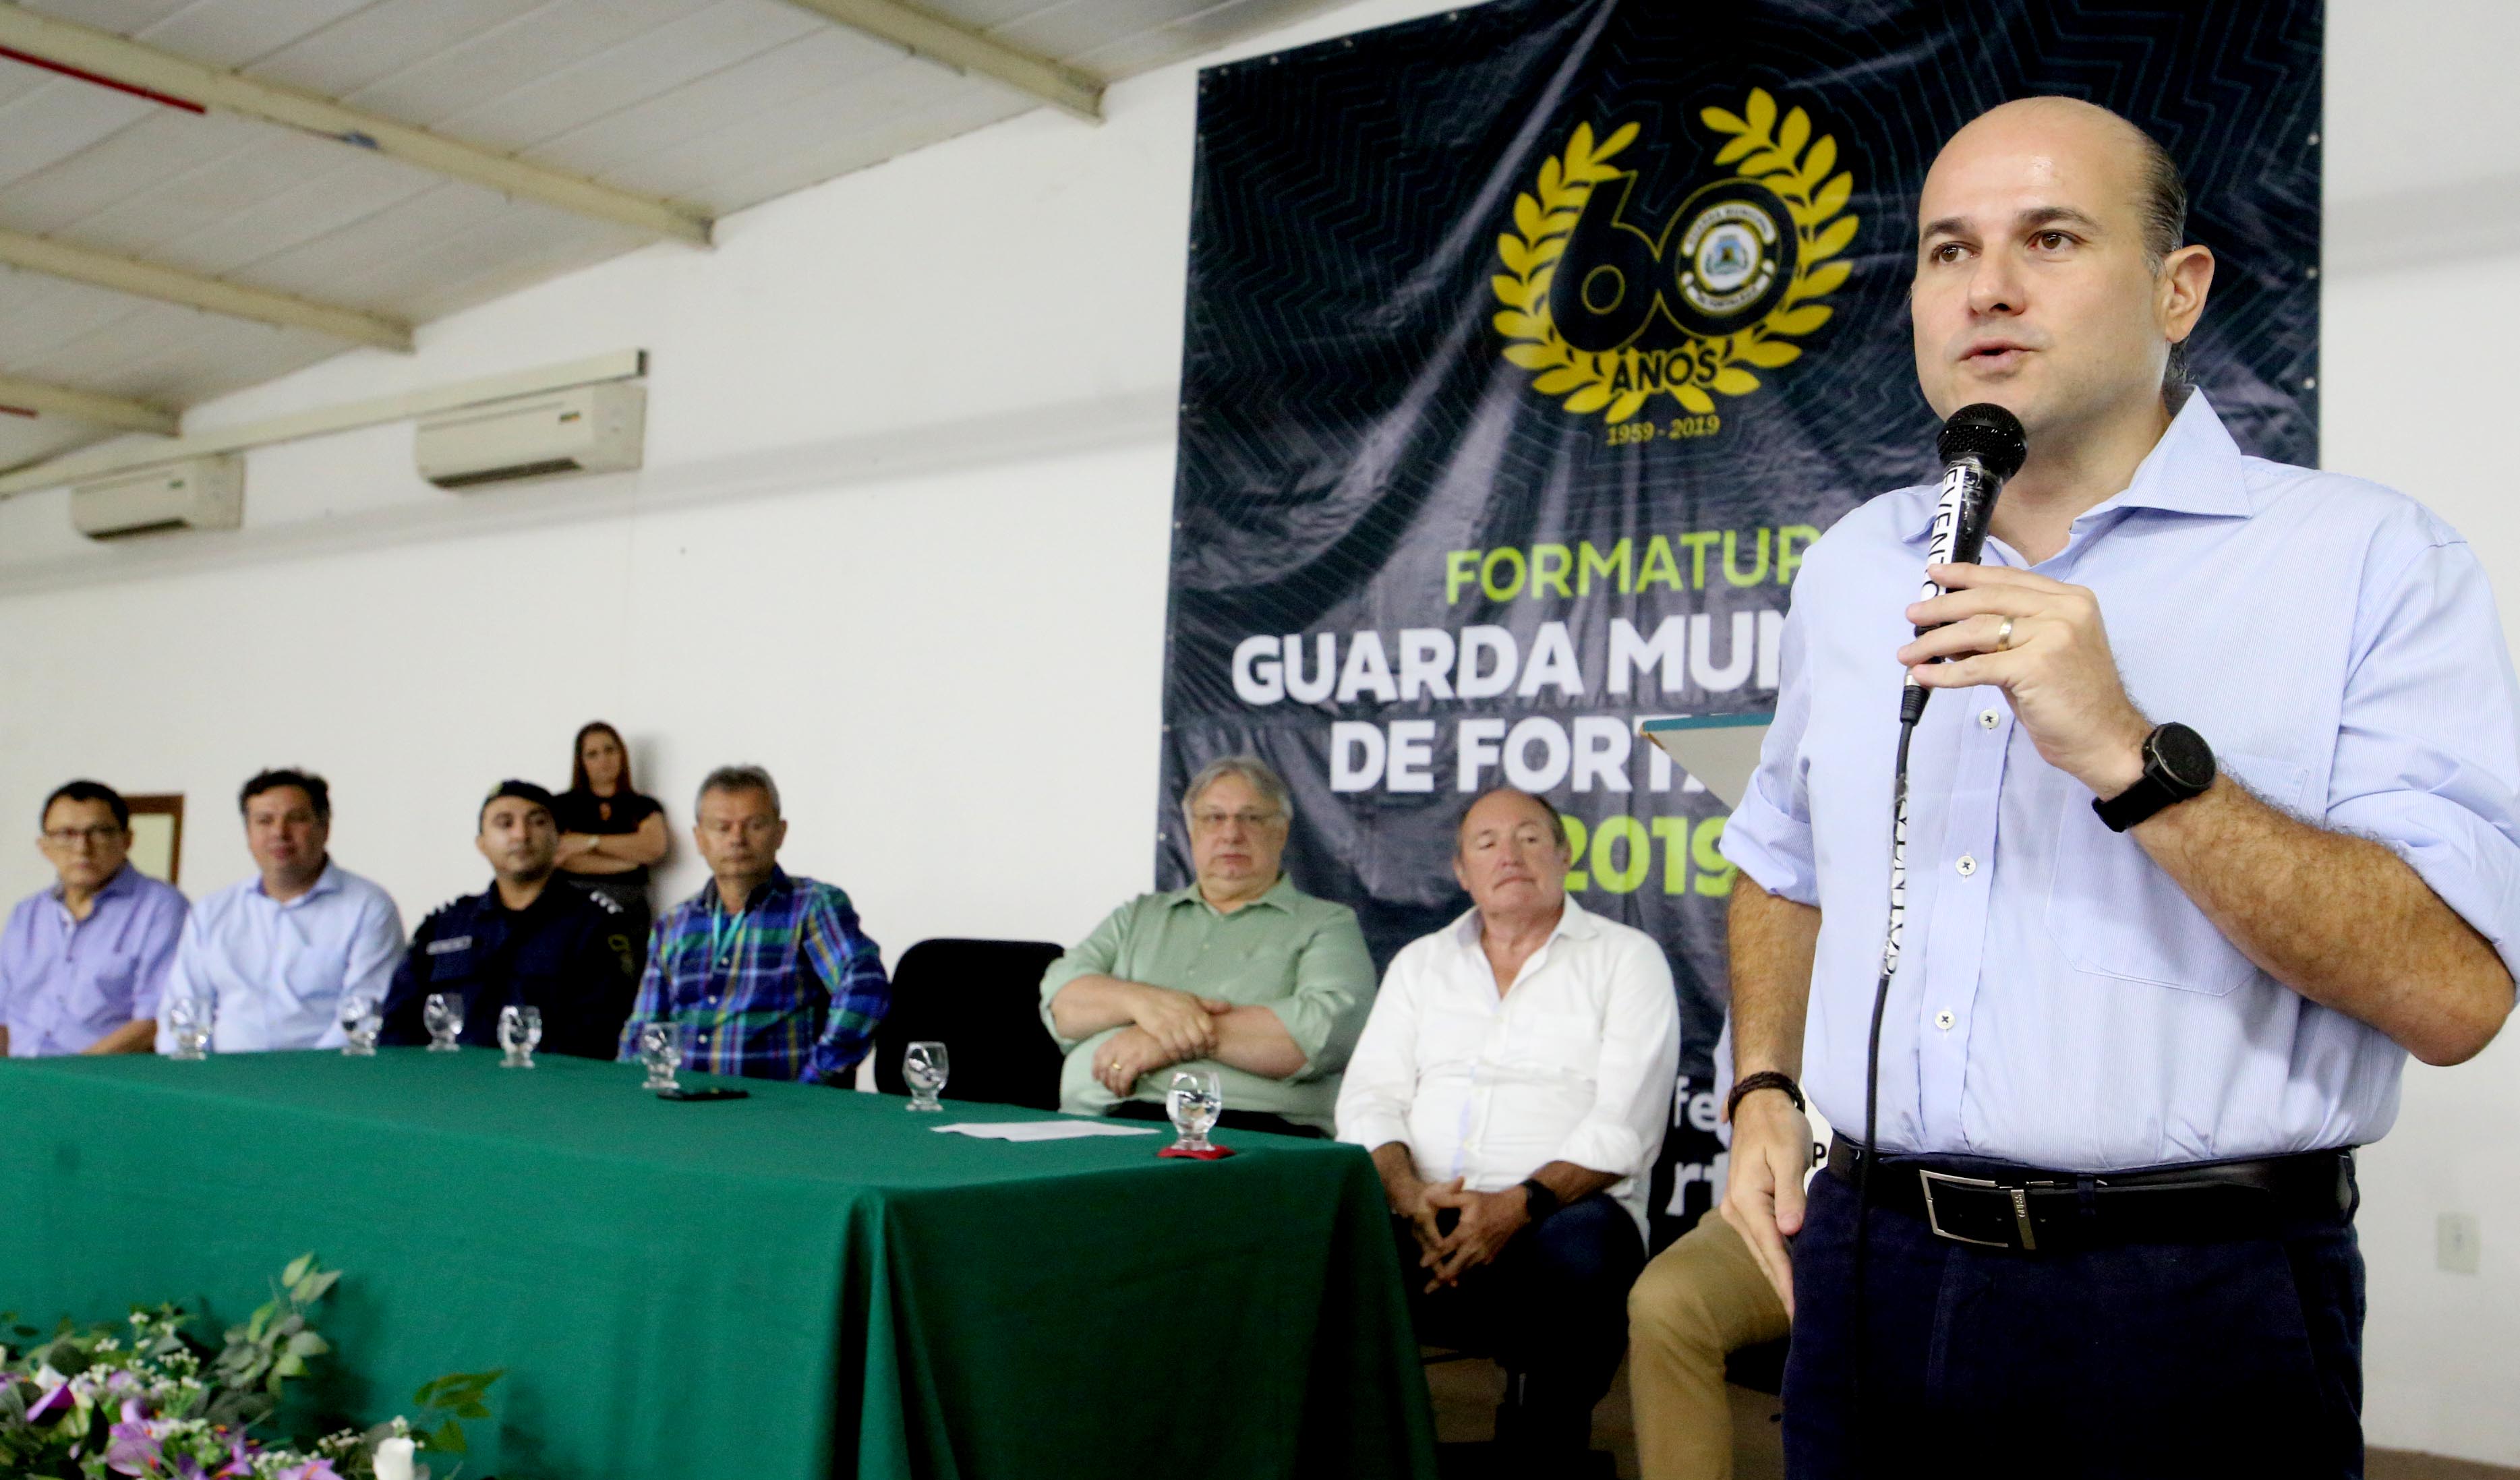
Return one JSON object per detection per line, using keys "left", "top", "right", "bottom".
{"left": 104, "top": 1408, "right": 165, "bottom": 1476}
{"left": 25, "top": 1369, "right": 74, "bottom": 1422}
{"left": 273, "top": 1460, "right": 345, "bottom": 1480}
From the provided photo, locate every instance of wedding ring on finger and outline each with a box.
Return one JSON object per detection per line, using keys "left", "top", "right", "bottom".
{"left": 1996, "top": 616, "right": 2018, "bottom": 651}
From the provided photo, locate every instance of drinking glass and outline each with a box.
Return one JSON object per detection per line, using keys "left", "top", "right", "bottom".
{"left": 903, "top": 1041, "right": 949, "bottom": 1111}
{"left": 639, "top": 1022, "right": 684, "bottom": 1092}
{"left": 165, "top": 994, "right": 210, "bottom": 1061}
{"left": 498, "top": 1005, "right": 542, "bottom": 1068}
{"left": 423, "top": 993, "right": 465, "bottom": 1052}
{"left": 1165, "top": 1067, "right": 1223, "bottom": 1153}
{"left": 338, "top": 993, "right": 382, "bottom": 1057}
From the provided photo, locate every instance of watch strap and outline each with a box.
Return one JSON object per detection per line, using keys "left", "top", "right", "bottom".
{"left": 2093, "top": 723, "right": 2214, "bottom": 833}
{"left": 1517, "top": 1177, "right": 1560, "bottom": 1224}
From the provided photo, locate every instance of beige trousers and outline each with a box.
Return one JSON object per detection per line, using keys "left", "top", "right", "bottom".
{"left": 1626, "top": 1210, "right": 1792, "bottom": 1480}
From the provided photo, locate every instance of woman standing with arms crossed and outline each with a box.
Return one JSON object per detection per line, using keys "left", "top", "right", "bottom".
{"left": 553, "top": 721, "right": 669, "bottom": 972}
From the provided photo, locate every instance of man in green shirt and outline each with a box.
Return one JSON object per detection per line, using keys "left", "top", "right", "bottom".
{"left": 1039, "top": 756, "right": 1376, "bottom": 1136}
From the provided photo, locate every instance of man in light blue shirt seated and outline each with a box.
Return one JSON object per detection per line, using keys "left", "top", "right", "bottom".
{"left": 1718, "top": 98, "right": 2519, "bottom": 1475}
{"left": 0, "top": 781, "right": 187, "bottom": 1058}
{"left": 157, "top": 769, "right": 404, "bottom": 1054}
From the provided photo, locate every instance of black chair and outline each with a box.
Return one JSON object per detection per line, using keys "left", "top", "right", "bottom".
{"left": 871, "top": 937, "right": 1066, "bottom": 1111}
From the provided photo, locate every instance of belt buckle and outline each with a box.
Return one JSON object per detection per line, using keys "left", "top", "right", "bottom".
{"left": 1917, "top": 1167, "right": 2039, "bottom": 1251}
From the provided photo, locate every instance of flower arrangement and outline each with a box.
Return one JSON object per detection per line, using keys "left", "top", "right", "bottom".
{"left": 0, "top": 1255, "right": 500, "bottom": 1480}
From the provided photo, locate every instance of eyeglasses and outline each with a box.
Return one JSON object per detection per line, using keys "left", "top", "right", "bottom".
{"left": 1190, "top": 809, "right": 1283, "bottom": 832}
{"left": 41, "top": 825, "right": 126, "bottom": 846}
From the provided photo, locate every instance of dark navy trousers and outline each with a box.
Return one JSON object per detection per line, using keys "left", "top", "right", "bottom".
{"left": 1782, "top": 1167, "right": 2367, "bottom": 1478}
{"left": 1393, "top": 1191, "right": 1643, "bottom": 1452}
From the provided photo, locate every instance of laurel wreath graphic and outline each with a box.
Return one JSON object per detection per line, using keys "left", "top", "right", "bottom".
{"left": 1492, "top": 90, "right": 1860, "bottom": 423}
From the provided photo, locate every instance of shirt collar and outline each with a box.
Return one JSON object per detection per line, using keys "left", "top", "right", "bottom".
{"left": 698, "top": 866, "right": 792, "bottom": 916}
{"left": 1167, "top": 873, "right": 1299, "bottom": 915}
{"left": 1451, "top": 892, "right": 1597, "bottom": 947}
{"left": 51, "top": 862, "right": 138, "bottom": 906}
{"left": 257, "top": 860, "right": 342, "bottom": 905}
{"left": 1902, "top": 390, "right": 2253, "bottom": 548}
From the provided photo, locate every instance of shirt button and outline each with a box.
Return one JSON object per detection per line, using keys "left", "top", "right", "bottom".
{"left": 1979, "top": 708, "right": 2001, "bottom": 730}
{"left": 1956, "top": 855, "right": 1978, "bottom": 877}
{"left": 1935, "top": 1009, "right": 1955, "bottom": 1030}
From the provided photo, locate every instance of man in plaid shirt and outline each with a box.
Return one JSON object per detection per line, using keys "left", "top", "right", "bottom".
{"left": 616, "top": 765, "right": 889, "bottom": 1084}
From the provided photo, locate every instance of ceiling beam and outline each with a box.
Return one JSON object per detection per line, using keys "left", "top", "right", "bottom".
{"left": 0, "top": 225, "right": 413, "bottom": 351}
{"left": 0, "top": 4, "right": 713, "bottom": 247}
{"left": 775, "top": 0, "right": 1102, "bottom": 122}
{"left": 0, "top": 374, "right": 177, "bottom": 435}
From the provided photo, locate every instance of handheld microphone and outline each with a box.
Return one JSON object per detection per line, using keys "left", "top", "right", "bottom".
{"left": 1900, "top": 403, "right": 2028, "bottom": 723}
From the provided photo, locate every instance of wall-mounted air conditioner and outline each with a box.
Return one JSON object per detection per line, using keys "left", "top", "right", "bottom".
{"left": 70, "top": 456, "right": 245, "bottom": 539}
{"left": 415, "top": 382, "right": 645, "bottom": 490}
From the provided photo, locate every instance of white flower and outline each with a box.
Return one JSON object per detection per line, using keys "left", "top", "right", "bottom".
{"left": 374, "top": 1434, "right": 417, "bottom": 1480}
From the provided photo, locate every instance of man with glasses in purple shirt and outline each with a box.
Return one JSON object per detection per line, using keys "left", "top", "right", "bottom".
{"left": 0, "top": 781, "right": 188, "bottom": 1058}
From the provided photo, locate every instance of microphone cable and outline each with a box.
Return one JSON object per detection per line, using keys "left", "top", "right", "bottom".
{"left": 1852, "top": 403, "right": 2024, "bottom": 1422}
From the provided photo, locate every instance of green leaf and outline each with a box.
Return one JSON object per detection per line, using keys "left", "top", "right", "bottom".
{"left": 282, "top": 1255, "right": 314, "bottom": 1289}
{"left": 428, "top": 1419, "right": 467, "bottom": 1454}
{"left": 293, "top": 1270, "right": 340, "bottom": 1306}
{"left": 285, "top": 1331, "right": 328, "bottom": 1359}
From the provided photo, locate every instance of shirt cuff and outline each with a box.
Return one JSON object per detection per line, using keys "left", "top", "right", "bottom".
{"left": 2331, "top": 788, "right": 2520, "bottom": 987}
{"left": 1336, "top": 1101, "right": 1413, "bottom": 1153}
{"left": 1548, "top": 1119, "right": 1648, "bottom": 1180}
{"left": 1718, "top": 777, "right": 1819, "bottom": 907}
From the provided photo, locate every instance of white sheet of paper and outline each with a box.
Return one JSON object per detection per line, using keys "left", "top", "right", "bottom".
{"left": 931, "top": 1120, "right": 1162, "bottom": 1142}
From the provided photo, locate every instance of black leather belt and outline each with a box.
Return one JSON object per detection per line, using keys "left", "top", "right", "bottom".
{"left": 1823, "top": 1134, "right": 2357, "bottom": 1253}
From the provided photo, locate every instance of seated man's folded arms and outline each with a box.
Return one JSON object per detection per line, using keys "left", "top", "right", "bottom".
{"left": 1040, "top": 756, "right": 1374, "bottom": 1137}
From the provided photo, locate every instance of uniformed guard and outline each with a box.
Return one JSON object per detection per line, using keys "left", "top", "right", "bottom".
{"left": 380, "top": 781, "right": 641, "bottom": 1060}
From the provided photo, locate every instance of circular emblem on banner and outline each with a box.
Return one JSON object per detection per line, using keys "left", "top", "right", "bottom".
{"left": 1490, "top": 90, "right": 1860, "bottom": 426}
{"left": 1669, "top": 181, "right": 1798, "bottom": 333}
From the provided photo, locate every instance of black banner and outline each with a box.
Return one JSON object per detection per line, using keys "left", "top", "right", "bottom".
{"left": 1159, "top": 0, "right": 2319, "bottom": 1247}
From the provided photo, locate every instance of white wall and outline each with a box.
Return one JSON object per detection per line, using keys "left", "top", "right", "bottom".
{"left": 1, "top": 0, "right": 2515, "bottom": 1463}
{"left": 2325, "top": 252, "right": 2520, "bottom": 1464}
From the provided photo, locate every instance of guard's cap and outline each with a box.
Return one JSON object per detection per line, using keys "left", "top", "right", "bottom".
{"left": 478, "top": 779, "right": 559, "bottom": 826}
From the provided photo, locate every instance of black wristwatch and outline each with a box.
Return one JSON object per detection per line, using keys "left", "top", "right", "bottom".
{"left": 2092, "top": 722, "right": 2216, "bottom": 833}
{"left": 1516, "top": 1178, "right": 1560, "bottom": 1224}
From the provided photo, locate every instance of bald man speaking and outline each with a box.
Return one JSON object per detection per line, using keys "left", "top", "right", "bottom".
{"left": 1709, "top": 98, "right": 2520, "bottom": 1475}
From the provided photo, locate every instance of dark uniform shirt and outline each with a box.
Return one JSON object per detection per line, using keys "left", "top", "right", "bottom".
{"left": 380, "top": 881, "right": 640, "bottom": 1059}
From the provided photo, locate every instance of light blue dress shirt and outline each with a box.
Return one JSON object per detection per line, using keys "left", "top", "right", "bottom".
{"left": 157, "top": 860, "right": 405, "bottom": 1053}
{"left": 0, "top": 864, "right": 188, "bottom": 1056}
{"left": 1724, "top": 394, "right": 2520, "bottom": 1171}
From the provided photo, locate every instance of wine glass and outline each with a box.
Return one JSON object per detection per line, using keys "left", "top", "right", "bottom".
{"left": 903, "top": 1042, "right": 949, "bottom": 1111}
{"left": 1166, "top": 1067, "right": 1223, "bottom": 1153}
{"left": 338, "top": 993, "right": 382, "bottom": 1057}
{"left": 165, "top": 993, "right": 210, "bottom": 1061}
{"left": 639, "top": 1022, "right": 684, "bottom": 1092}
{"left": 423, "top": 993, "right": 465, "bottom": 1052}
{"left": 498, "top": 1005, "right": 541, "bottom": 1068}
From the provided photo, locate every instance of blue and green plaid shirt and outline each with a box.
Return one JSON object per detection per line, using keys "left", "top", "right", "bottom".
{"left": 616, "top": 868, "right": 889, "bottom": 1084}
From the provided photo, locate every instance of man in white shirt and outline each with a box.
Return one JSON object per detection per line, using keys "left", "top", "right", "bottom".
{"left": 157, "top": 769, "right": 403, "bottom": 1053}
{"left": 1338, "top": 786, "right": 1682, "bottom": 1467}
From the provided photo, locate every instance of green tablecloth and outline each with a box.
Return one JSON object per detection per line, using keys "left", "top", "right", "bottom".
{"left": 0, "top": 1050, "right": 1437, "bottom": 1479}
